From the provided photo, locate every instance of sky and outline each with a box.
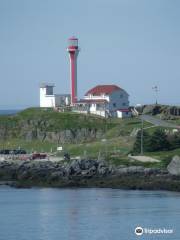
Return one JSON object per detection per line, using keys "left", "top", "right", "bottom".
{"left": 0, "top": 0, "right": 180, "bottom": 109}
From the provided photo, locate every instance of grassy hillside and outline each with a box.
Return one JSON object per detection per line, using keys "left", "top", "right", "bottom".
{"left": 0, "top": 107, "right": 145, "bottom": 151}
{"left": 0, "top": 107, "right": 179, "bottom": 168}
{"left": 15, "top": 108, "right": 112, "bottom": 131}
{"left": 0, "top": 108, "right": 117, "bottom": 143}
{"left": 0, "top": 107, "right": 119, "bottom": 132}
{"left": 0, "top": 107, "right": 147, "bottom": 139}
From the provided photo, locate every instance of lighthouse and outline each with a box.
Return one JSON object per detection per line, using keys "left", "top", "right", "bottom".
{"left": 67, "top": 37, "right": 80, "bottom": 105}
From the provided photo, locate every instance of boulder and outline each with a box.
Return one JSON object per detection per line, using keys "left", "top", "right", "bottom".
{"left": 97, "top": 167, "right": 109, "bottom": 176}
{"left": 49, "top": 171, "right": 65, "bottom": 181}
{"left": 127, "top": 166, "right": 144, "bottom": 173}
{"left": 167, "top": 156, "right": 180, "bottom": 176}
{"left": 79, "top": 159, "right": 98, "bottom": 170}
{"left": 69, "top": 160, "right": 81, "bottom": 175}
{"left": 116, "top": 167, "right": 128, "bottom": 174}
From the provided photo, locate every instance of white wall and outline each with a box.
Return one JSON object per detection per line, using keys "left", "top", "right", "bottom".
{"left": 40, "top": 87, "right": 55, "bottom": 108}
{"left": 117, "top": 111, "right": 132, "bottom": 118}
{"left": 84, "top": 94, "right": 110, "bottom": 102}
{"left": 84, "top": 89, "right": 129, "bottom": 112}
{"left": 109, "top": 89, "right": 129, "bottom": 112}
{"left": 89, "top": 103, "right": 96, "bottom": 112}
{"left": 89, "top": 110, "right": 106, "bottom": 117}
{"left": 40, "top": 87, "right": 71, "bottom": 108}
{"left": 82, "top": 89, "right": 129, "bottom": 117}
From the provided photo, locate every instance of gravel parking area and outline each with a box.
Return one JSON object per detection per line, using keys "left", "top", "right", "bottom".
{"left": 128, "top": 155, "right": 160, "bottom": 163}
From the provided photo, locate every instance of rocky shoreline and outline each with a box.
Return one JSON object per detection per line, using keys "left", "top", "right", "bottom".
{"left": 0, "top": 157, "right": 180, "bottom": 191}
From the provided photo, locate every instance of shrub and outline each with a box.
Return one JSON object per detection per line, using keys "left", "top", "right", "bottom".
{"left": 133, "top": 128, "right": 170, "bottom": 153}
{"left": 133, "top": 130, "right": 151, "bottom": 153}
{"left": 149, "top": 129, "right": 170, "bottom": 151}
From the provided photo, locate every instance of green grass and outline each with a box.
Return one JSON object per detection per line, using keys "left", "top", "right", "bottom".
{"left": 0, "top": 108, "right": 180, "bottom": 169}
{"left": 0, "top": 107, "right": 113, "bottom": 131}
{"left": 0, "top": 139, "right": 56, "bottom": 153}
{"left": 58, "top": 136, "right": 133, "bottom": 158}
{"left": 0, "top": 109, "right": 143, "bottom": 157}
{"left": 0, "top": 135, "right": 133, "bottom": 158}
{"left": 0, "top": 108, "right": 150, "bottom": 148}
{"left": 0, "top": 136, "right": 179, "bottom": 169}
{"left": 108, "top": 157, "right": 166, "bottom": 168}
{"left": 0, "top": 107, "right": 153, "bottom": 136}
{"left": 168, "top": 118, "right": 180, "bottom": 125}
{"left": 105, "top": 118, "right": 152, "bottom": 138}
{"left": 16, "top": 108, "right": 112, "bottom": 131}
{"left": 144, "top": 148, "right": 180, "bottom": 161}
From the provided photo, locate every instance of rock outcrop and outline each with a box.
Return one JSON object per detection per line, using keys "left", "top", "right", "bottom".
{"left": 1, "top": 158, "right": 179, "bottom": 191}
{"left": 167, "top": 156, "right": 180, "bottom": 176}
{"left": 0, "top": 158, "right": 167, "bottom": 181}
{"left": 136, "top": 104, "right": 180, "bottom": 119}
{"left": 0, "top": 125, "right": 104, "bottom": 144}
{"left": 0, "top": 108, "right": 107, "bottom": 143}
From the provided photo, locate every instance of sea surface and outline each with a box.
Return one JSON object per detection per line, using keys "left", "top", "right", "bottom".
{"left": 0, "top": 109, "right": 21, "bottom": 115}
{"left": 0, "top": 187, "right": 180, "bottom": 240}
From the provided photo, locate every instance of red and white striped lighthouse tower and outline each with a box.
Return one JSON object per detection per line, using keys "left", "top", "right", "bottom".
{"left": 67, "top": 37, "right": 80, "bottom": 105}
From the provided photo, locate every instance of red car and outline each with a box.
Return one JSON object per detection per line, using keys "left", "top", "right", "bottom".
{"left": 31, "top": 153, "right": 47, "bottom": 160}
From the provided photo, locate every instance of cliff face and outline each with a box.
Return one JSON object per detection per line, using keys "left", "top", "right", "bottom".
{"left": 20, "top": 126, "right": 104, "bottom": 143}
{"left": 0, "top": 108, "right": 110, "bottom": 144}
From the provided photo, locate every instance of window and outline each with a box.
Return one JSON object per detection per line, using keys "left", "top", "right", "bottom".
{"left": 120, "top": 94, "right": 123, "bottom": 98}
{"left": 113, "top": 103, "right": 116, "bottom": 107}
{"left": 123, "top": 103, "right": 126, "bottom": 106}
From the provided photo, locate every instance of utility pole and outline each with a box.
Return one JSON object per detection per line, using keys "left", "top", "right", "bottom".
{"left": 152, "top": 86, "right": 159, "bottom": 105}
{"left": 140, "top": 118, "right": 144, "bottom": 155}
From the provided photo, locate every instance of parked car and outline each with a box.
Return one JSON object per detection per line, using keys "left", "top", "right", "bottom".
{"left": 0, "top": 149, "right": 27, "bottom": 155}
{"left": 12, "top": 149, "right": 27, "bottom": 155}
{"left": 0, "top": 149, "right": 10, "bottom": 155}
{"left": 31, "top": 153, "right": 47, "bottom": 160}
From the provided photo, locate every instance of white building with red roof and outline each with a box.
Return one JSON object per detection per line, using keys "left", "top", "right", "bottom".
{"left": 75, "top": 84, "right": 131, "bottom": 118}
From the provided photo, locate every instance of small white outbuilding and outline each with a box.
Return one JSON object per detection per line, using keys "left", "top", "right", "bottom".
{"left": 40, "top": 83, "right": 70, "bottom": 108}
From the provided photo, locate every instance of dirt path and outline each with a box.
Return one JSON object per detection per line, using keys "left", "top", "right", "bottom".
{"left": 128, "top": 155, "right": 160, "bottom": 163}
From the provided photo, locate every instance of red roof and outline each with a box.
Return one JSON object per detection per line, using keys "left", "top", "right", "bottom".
{"left": 85, "top": 85, "right": 121, "bottom": 96}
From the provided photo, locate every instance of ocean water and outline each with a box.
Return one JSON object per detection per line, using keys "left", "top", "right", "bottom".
{"left": 0, "top": 187, "right": 180, "bottom": 240}
{"left": 0, "top": 110, "right": 21, "bottom": 115}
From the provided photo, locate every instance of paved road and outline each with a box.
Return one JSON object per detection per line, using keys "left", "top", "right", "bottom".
{"left": 140, "top": 115, "right": 179, "bottom": 129}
